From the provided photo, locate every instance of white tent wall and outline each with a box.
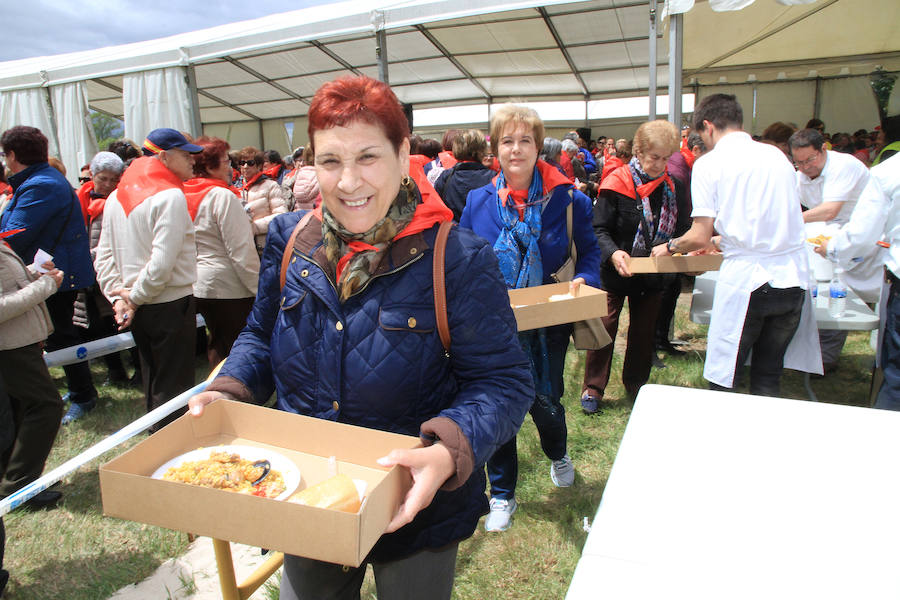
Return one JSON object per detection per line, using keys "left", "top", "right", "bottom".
{"left": 203, "top": 116, "right": 310, "bottom": 155}
{"left": 123, "top": 67, "right": 194, "bottom": 145}
{"left": 202, "top": 121, "right": 260, "bottom": 152}
{"left": 0, "top": 87, "right": 60, "bottom": 163}
{"left": 818, "top": 76, "right": 882, "bottom": 134}
{"left": 752, "top": 80, "right": 815, "bottom": 134}
{"left": 50, "top": 82, "right": 99, "bottom": 185}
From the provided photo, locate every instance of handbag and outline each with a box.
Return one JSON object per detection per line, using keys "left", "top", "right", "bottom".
{"left": 550, "top": 195, "right": 612, "bottom": 351}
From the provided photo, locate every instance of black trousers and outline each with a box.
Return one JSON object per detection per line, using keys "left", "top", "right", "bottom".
{"left": 195, "top": 297, "right": 254, "bottom": 369}
{"left": 130, "top": 296, "right": 197, "bottom": 432}
{"left": 0, "top": 343, "right": 63, "bottom": 497}
{"left": 713, "top": 284, "right": 804, "bottom": 397}
{"left": 45, "top": 291, "right": 97, "bottom": 404}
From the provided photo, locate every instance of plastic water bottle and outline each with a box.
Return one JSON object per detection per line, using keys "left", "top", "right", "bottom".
{"left": 808, "top": 272, "right": 818, "bottom": 300}
{"left": 828, "top": 267, "right": 847, "bottom": 318}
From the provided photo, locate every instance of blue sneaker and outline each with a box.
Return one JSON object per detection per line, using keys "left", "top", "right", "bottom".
{"left": 580, "top": 392, "right": 600, "bottom": 414}
{"left": 61, "top": 398, "right": 96, "bottom": 425}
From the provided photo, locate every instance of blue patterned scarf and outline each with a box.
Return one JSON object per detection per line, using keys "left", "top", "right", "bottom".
{"left": 629, "top": 156, "right": 677, "bottom": 254}
{"left": 492, "top": 166, "right": 553, "bottom": 401}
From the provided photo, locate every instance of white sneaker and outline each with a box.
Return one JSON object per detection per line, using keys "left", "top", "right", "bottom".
{"left": 550, "top": 454, "right": 575, "bottom": 487}
{"left": 485, "top": 497, "right": 517, "bottom": 532}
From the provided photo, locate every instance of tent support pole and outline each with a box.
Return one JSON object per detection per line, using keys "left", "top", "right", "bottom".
{"left": 648, "top": 0, "right": 658, "bottom": 121}
{"left": 185, "top": 65, "right": 203, "bottom": 138}
{"left": 813, "top": 76, "right": 822, "bottom": 120}
{"left": 374, "top": 9, "right": 390, "bottom": 85}
{"left": 259, "top": 120, "right": 265, "bottom": 151}
{"left": 668, "top": 13, "right": 683, "bottom": 126}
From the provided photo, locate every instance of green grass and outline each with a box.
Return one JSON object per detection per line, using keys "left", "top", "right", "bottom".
{"left": 2, "top": 296, "right": 875, "bottom": 599}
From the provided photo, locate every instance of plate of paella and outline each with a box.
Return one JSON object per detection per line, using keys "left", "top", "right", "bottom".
{"left": 151, "top": 445, "right": 301, "bottom": 501}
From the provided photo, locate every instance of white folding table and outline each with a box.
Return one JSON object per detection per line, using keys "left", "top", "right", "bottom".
{"left": 689, "top": 272, "right": 879, "bottom": 401}
{"left": 567, "top": 385, "right": 900, "bottom": 600}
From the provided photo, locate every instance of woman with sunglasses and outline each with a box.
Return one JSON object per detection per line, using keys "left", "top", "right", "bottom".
{"left": 237, "top": 146, "right": 286, "bottom": 256}
{"left": 460, "top": 104, "right": 602, "bottom": 533}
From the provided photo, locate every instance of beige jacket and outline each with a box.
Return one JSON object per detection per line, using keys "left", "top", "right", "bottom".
{"left": 241, "top": 177, "right": 286, "bottom": 250}
{"left": 193, "top": 187, "right": 259, "bottom": 299}
{"left": 95, "top": 187, "right": 196, "bottom": 306}
{"left": 0, "top": 242, "right": 56, "bottom": 350}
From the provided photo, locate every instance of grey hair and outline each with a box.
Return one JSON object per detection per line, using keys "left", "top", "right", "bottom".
{"left": 541, "top": 137, "right": 562, "bottom": 161}
{"left": 90, "top": 151, "right": 125, "bottom": 175}
{"left": 561, "top": 138, "right": 578, "bottom": 154}
{"left": 788, "top": 128, "right": 825, "bottom": 151}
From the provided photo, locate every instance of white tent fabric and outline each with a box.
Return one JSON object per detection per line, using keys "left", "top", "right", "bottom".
{"left": 123, "top": 67, "right": 194, "bottom": 146}
{"left": 50, "top": 82, "right": 98, "bottom": 185}
{"left": 0, "top": 87, "right": 59, "bottom": 159}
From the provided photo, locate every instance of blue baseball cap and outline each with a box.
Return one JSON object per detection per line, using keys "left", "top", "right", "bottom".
{"left": 142, "top": 128, "right": 203, "bottom": 155}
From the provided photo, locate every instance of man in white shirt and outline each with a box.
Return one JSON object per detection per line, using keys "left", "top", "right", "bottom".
{"left": 652, "top": 94, "right": 821, "bottom": 395}
{"left": 94, "top": 128, "right": 201, "bottom": 431}
{"left": 790, "top": 128, "right": 874, "bottom": 372}
{"left": 817, "top": 152, "right": 900, "bottom": 408}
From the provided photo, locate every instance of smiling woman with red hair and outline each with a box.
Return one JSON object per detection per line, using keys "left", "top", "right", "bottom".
{"left": 188, "top": 76, "right": 532, "bottom": 599}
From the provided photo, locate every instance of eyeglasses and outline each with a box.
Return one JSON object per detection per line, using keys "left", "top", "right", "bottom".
{"left": 78, "top": 176, "right": 91, "bottom": 183}
{"left": 793, "top": 152, "right": 821, "bottom": 168}
{"left": 238, "top": 160, "right": 257, "bottom": 166}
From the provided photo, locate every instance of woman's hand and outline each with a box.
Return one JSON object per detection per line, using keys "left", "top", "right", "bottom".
{"left": 188, "top": 391, "right": 228, "bottom": 417}
{"left": 610, "top": 250, "right": 632, "bottom": 277}
{"left": 110, "top": 289, "right": 137, "bottom": 331}
{"left": 569, "top": 277, "right": 585, "bottom": 296}
{"left": 377, "top": 443, "right": 455, "bottom": 533}
{"left": 650, "top": 243, "right": 670, "bottom": 258}
{"left": 43, "top": 267, "right": 63, "bottom": 288}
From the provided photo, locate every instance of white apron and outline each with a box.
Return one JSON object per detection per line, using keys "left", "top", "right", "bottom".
{"left": 704, "top": 251, "right": 823, "bottom": 388}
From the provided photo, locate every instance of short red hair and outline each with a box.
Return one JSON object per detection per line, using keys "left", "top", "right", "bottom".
{"left": 307, "top": 76, "right": 409, "bottom": 153}
{"left": 192, "top": 136, "right": 231, "bottom": 178}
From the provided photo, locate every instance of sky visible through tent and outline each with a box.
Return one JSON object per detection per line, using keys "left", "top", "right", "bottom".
{"left": 6, "top": 0, "right": 334, "bottom": 61}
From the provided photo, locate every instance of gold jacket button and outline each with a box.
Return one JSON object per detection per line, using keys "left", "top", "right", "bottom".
{"left": 407, "top": 317, "right": 417, "bottom": 328}
{"left": 335, "top": 321, "right": 343, "bottom": 331}
{"left": 300, "top": 269, "right": 309, "bottom": 277}
{"left": 291, "top": 257, "right": 297, "bottom": 264}
{"left": 332, "top": 401, "right": 340, "bottom": 411}
{"left": 409, "top": 247, "right": 417, "bottom": 255}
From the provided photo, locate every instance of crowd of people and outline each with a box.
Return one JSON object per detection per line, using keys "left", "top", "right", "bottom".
{"left": 1, "top": 73, "right": 898, "bottom": 598}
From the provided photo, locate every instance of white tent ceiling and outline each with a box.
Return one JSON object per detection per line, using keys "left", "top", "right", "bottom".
{"left": 0, "top": 0, "right": 896, "bottom": 131}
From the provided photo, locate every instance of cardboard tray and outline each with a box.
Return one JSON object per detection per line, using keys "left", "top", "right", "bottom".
{"left": 509, "top": 282, "right": 607, "bottom": 331}
{"left": 626, "top": 254, "right": 723, "bottom": 273}
{"left": 100, "top": 400, "right": 420, "bottom": 567}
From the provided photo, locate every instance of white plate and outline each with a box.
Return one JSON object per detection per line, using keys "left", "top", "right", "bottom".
{"left": 151, "top": 444, "right": 301, "bottom": 501}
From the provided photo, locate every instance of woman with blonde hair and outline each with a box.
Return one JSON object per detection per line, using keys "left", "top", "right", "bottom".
{"left": 582, "top": 120, "right": 691, "bottom": 412}
{"left": 460, "top": 104, "right": 602, "bottom": 532}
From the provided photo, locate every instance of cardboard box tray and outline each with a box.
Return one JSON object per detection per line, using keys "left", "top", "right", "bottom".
{"left": 100, "top": 400, "right": 419, "bottom": 567}
{"left": 509, "top": 282, "right": 607, "bottom": 332}
{"left": 626, "top": 254, "right": 723, "bottom": 273}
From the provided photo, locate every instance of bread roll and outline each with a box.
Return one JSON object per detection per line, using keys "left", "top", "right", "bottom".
{"left": 288, "top": 473, "right": 361, "bottom": 513}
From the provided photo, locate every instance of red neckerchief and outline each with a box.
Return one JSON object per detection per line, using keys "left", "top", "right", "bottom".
{"left": 264, "top": 164, "right": 283, "bottom": 180}
{"left": 241, "top": 171, "right": 267, "bottom": 191}
{"left": 438, "top": 150, "right": 457, "bottom": 169}
{"left": 492, "top": 160, "right": 572, "bottom": 221}
{"left": 183, "top": 177, "right": 232, "bottom": 220}
{"left": 600, "top": 163, "right": 674, "bottom": 199}
{"left": 0, "top": 182, "right": 12, "bottom": 196}
{"left": 116, "top": 157, "right": 184, "bottom": 217}
{"left": 559, "top": 151, "right": 574, "bottom": 180}
{"left": 76, "top": 181, "right": 94, "bottom": 224}
{"left": 313, "top": 167, "right": 453, "bottom": 282}
{"left": 601, "top": 156, "right": 624, "bottom": 180}
{"left": 679, "top": 146, "right": 696, "bottom": 169}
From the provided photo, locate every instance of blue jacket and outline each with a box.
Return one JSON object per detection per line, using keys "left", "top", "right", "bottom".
{"left": 459, "top": 180, "right": 603, "bottom": 289}
{"left": 210, "top": 211, "right": 533, "bottom": 561}
{"left": 1, "top": 162, "right": 94, "bottom": 291}
{"left": 433, "top": 161, "right": 496, "bottom": 222}
{"left": 578, "top": 148, "right": 598, "bottom": 175}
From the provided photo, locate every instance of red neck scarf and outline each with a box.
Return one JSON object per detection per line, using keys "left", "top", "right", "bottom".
{"left": 679, "top": 146, "right": 696, "bottom": 169}
{"left": 264, "top": 164, "right": 283, "bottom": 180}
{"left": 76, "top": 181, "right": 94, "bottom": 224}
{"left": 116, "top": 157, "right": 184, "bottom": 217}
{"left": 313, "top": 168, "right": 452, "bottom": 283}
{"left": 183, "top": 177, "right": 232, "bottom": 220}
{"left": 0, "top": 182, "right": 13, "bottom": 196}
{"left": 241, "top": 171, "right": 267, "bottom": 191}
{"left": 601, "top": 156, "right": 624, "bottom": 180}
{"left": 600, "top": 163, "right": 674, "bottom": 199}
{"left": 493, "top": 159, "right": 572, "bottom": 221}
{"left": 438, "top": 150, "right": 457, "bottom": 169}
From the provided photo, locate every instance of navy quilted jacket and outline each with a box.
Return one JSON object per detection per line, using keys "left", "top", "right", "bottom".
{"left": 215, "top": 211, "right": 534, "bottom": 561}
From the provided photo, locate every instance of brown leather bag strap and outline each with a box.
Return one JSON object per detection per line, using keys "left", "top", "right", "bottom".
{"left": 433, "top": 220, "right": 453, "bottom": 356}
{"left": 280, "top": 211, "right": 314, "bottom": 290}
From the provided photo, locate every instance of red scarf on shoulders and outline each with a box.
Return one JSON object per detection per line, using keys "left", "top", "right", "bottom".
{"left": 264, "top": 164, "right": 283, "bottom": 180}
{"left": 0, "top": 182, "right": 11, "bottom": 197}
{"left": 116, "top": 157, "right": 184, "bottom": 217}
{"left": 183, "top": 177, "right": 234, "bottom": 220}
{"left": 76, "top": 181, "right": 94, "bottom": 224}
{"left": 679, "top": 146, "right": 696, "bottom": 169}
{"left": 600, "top": 163, "right": 673, "bottom": 200}
{"left": 241, "top": 171, "right": 267, "bottom": 191}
